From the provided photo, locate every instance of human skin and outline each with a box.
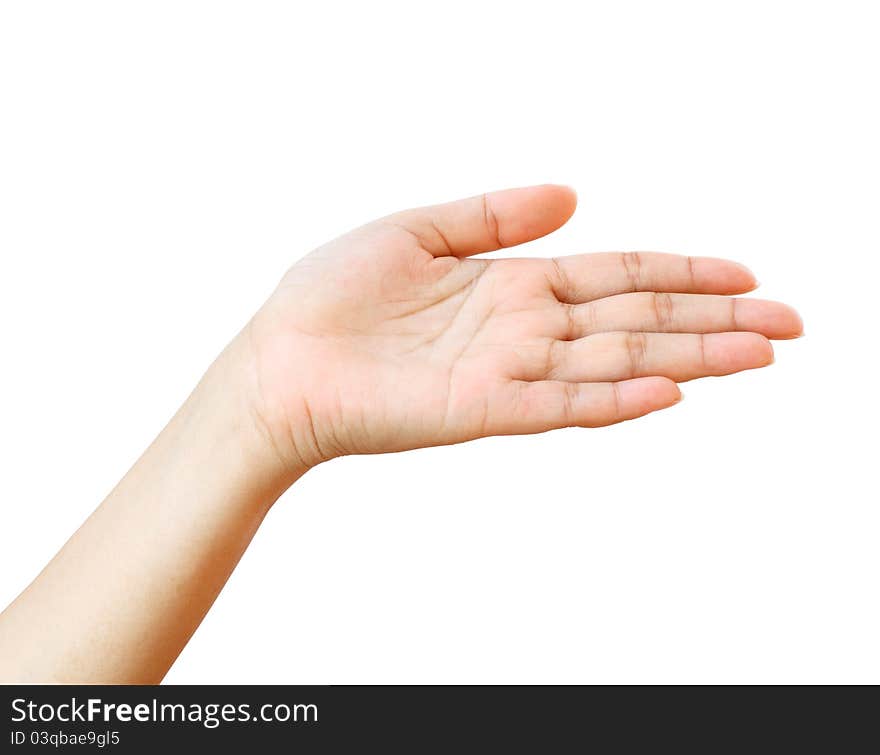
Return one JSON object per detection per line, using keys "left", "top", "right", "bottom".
{"left": 0, "top": 185, "right": 802, "bottom": 682}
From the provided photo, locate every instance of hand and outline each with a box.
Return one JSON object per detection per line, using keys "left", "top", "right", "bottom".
{"left": 245, "top": 185, "right": 802, "bottom": 470}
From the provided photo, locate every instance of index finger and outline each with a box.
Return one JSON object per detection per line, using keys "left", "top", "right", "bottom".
{"left": 550, "top": 251, "right": 758, "bottom": 304}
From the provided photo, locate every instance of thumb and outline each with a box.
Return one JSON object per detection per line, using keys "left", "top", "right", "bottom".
{"left": 386, "top": 184, "right": 577, "bottom": 257}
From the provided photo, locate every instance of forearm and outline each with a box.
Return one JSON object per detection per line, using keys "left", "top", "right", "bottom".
{"left": 0, "top": 333, "right": 303, "bottom": 683}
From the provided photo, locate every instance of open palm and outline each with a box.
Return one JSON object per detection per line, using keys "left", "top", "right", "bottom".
{"left": 248, "top": 185, "right": 801, "bottom": 468}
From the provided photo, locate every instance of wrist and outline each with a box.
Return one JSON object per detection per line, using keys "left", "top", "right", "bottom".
{"left": 239, "top": 306, "right": 348, "bottom": 471}
{"left": 193, "top": 330, "right": 313, "bottom": 503}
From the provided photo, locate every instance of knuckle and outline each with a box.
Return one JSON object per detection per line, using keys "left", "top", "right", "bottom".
{"left": 561, "top": 381, "right": 579, "bottom": 426}
{"left": 650, "top": 292, "right": 675, "bottom": 330}
{"left": 697, "top": 333, "right": 708, "bottom": 370}
{"left": 685, "top": 255, "right": 697, "bottom": 288}
{"left": 543, "top": 338, "right": 563, "bottom": 379}
{"left": 481, "top": 193, "right": 503, "bottom": 249}
{"left": 609, "top": 382, "right": 623, "bottom": 424}
{"left": 620, "top": 252, "right": 643, "bottom": 292}
{"left": 624, "top": 331, "right": 649, "bottom": 375}
{"left": 548, "top": 257, "right": 571, "bottom": 303}
{"left": 560, "top": 302, "right": 577, "bottom": 339}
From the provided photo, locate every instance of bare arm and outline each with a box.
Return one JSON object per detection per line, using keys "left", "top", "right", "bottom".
{"left": 0, "top": 337, "right": 303, "bottom": 683}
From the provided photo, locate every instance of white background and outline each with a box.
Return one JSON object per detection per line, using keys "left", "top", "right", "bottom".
{"left": 1, "top": 1, "right": 877, "bottom": 684}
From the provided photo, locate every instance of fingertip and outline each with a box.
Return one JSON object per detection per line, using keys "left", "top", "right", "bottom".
{"left": 529, "top": 182, "right": 577, "bottom": 206}
{"left": 491, "top": 184, "right": 578, "bottom": 246}
{"left": 617, "top": 375, "right": 682, "bottom": 411}
{"left": 650, "top": 375, "right": 683, "bottom": 405}
{"left": 694, "top": 257, "right": 759, "bottom": 294}
{"left": 732, "top": 261, "right": 759, "bottom": 290}
{"left": 550, "top": 183, "right": 578, "bottom": 215}
{"left": 540, "top": 184, "right": 578, "bottom": 227}
{"left": 733, "top": 299, "right": 805, "bottom": 339}
{"left": 787, "top": 307, "right": 805, "bottom": 339}
{"left": 705, "top": 331, "right": 775, "bottom": 372}
{"left": 528, "top": 183, "right": 579, "bottom": 227}
{"left": 748, "top": 331, "right": 775, "bottom": 365}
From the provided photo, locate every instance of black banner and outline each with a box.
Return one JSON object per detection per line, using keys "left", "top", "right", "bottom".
{"left": 0, "top": 684, "right": 871, "bottom": 751}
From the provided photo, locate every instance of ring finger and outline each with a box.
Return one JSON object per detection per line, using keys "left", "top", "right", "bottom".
{"left": 547, "top": 331, "right": 775, "bottom": 383}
